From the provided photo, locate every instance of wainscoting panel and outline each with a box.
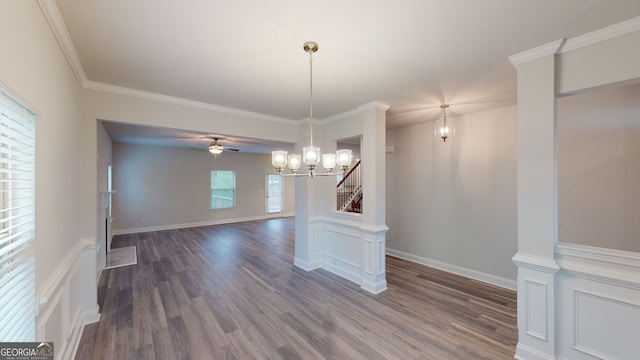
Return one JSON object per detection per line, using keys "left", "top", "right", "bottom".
{"left": 37, "top": 239, "right": 100, "bottom": 360}
{"left": 555, "top": 243, "right": 640, "bottom": 360}
{"left": 322, "top": 223, "right": 362, "bottom": 284}
{"left": 574, "top": 291, "right": 639, "bottom": 359}
{"left": 524, "top": 280, "right": 548, "bottom": 341}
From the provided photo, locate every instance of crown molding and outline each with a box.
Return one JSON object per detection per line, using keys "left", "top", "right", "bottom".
{"left": 509, "top": 39, "right": 565, "bottom": 66}
{"left": 560, "top": 15, "right": 640, "bottom": 54}
{"left": 38, "top": 0, "right": 298, "bottom": 127}
{"left": 84, "top": 81, "right": 298, "bottom": 125}
{"left": 358, "top": 101, "right": 391, "bottom": 112}
{"left": 38, "top": 0, "right": 88, "bottom": 86}
{"left": 320, "top": 101, "right": 391, "bottom": 125}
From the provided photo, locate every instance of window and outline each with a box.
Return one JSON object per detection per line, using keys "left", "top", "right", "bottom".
{"left": 0, "top": 88, "right": 36, "bottom": 342}
{"left": 210, "top": 170, "right": 235, "bottom": 209}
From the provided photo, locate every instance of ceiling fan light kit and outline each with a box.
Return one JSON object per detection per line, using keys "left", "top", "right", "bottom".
{"left": 271, "top": 41, "right": 352, "bottom": 178}
{"left": 207, "top": 137, "right": 238, "bottom": 154}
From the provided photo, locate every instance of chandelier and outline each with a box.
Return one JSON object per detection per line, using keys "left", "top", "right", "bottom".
{"left": 434, "top": 104, "right": 454, "bottom": 143}
{"left": 272, "top": 41, "right": 352, "bottom": 177}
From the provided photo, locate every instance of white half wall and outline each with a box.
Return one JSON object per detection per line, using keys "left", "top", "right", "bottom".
{"left": 555, "top": 243, "right": 640, "bottom": 360}
{"left": 386, "top": 105, "right": 518, "bottom": 285}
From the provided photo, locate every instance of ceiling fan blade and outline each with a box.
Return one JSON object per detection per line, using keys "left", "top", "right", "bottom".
{"left": 225, "top": 147, "right": 239, "bottom": 152}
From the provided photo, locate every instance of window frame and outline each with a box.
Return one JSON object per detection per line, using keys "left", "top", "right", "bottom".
{"left": 210, "top": 170, "right": 236, "bottom": 210}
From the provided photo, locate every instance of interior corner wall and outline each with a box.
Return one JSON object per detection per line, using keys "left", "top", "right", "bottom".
{"left": 386, "top": 105, "right": 518, "bottom": 286}
{"left": 0, "top": 1, "right": 98, "bottom": 355}
{"left": 111, "top": 143, "right": 294, "bottom": 233}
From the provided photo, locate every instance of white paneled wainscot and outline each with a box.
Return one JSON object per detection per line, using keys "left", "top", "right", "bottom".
{"left": 306, "top": 212, "right": 388, "bottom": 294}
{"left": 555, "top": 244, "right": 640, "bottom": 360}
{"left": 36, "top": 239, "right": 100, "bottom": 360}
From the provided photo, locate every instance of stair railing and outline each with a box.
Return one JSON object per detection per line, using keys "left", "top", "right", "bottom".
{"left": 337, "top": 160, "right": 362, "bottom": 213}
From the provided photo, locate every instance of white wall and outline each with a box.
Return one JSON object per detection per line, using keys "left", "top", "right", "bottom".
{"left": 0, "top": 1, "right": 98, "bottom": 357}
{"left": 386, "top": 105, "right": 518, "bottom": 287}
{"left": 558, "top": 82, "right": 640, "bottom": 253}
{"left": 112, "top": 143, "right": 294, "bottom": 233}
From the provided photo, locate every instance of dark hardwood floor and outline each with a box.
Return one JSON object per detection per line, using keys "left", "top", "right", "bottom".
{"left": 75, "top": 218, "right": 517, "bottom": 359}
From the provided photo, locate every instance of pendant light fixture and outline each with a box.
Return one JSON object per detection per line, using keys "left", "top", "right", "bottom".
{"left": 272, "top": 41, "right": 352, "bottom": 177}
{"left": 434, "top": 104, "right": 454, "bottom": 143}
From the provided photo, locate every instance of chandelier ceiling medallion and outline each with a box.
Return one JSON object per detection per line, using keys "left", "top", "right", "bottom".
{"left": 272, "top": 41, "right": 352, "bottom": 178}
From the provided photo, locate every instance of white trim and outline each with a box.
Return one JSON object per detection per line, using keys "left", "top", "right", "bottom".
{"left": 112, "top": 215, "right": 269, "bottom": 235}
{"left": 387, "top": 248, "right": 517, "bottom": 291}
{"left": 361, "top": 278, "right": 387, "bottom": 294}
{"left": 282, "top": 212, "right": 295, "bottom": 217}
{"left": 63, "top": 308, "right": 85, "bottom": 360}
{"left": 509, "top": 39, "right": 565, "bottom": 66}
{"left": 321, "top": 101, "right": 390, "bottom": 125}
{"left": 560, "top": 16, "right": 640, "bottom": 53}
{"left": 37, "top": 0, "right": 88, "bottom": 86}
{"left": 84, "top": 81, "right": 297, "bottom": 125}
{"left": 359, "top": 223, "right": 389, "bottom": 234}
{"left": 515, "top": 343, "right": 556, "bottom": 360}
{"left": 556, "top": 242, "right": 640, "bottom": 268}
{"left": 293, "top": 257, "right": 320, "bottom": 271}
{"left": 37, "top": 1, "right": 300, "bottom": 128}
{"left": 82, "top": 305, "right": 100, "bottom": 324}
{"left": 512, "top": 252, "right": 560, "bottom": 274}
{"left": 555, "top": 243, "right": 640, "bottom": 289}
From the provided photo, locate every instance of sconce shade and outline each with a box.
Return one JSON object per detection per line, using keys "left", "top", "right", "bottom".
{"left": 303, "top": 146, "right": 320, "bottom": 169}
{"left": 322, "top": 153, "right": 336, "bottom": 171}
{"left": 288, "top": 154, "right": 302, "bottom": 172}
{"left": 336, "top": 149, "right": 353, "bottom": 170}
{"left": 272, "top": 151, "right": 288, "bottom": 170}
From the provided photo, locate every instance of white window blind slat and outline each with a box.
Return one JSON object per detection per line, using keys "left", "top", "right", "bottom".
{"left": 0, "top": 88, "right": 36, "bottom": 342}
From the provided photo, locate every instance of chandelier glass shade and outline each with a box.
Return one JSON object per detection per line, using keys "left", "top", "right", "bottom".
{"left": 434, "top": 104, "right": 454, "bottom": 143}
{"left": 272, "top": 41, "right": 352, "bottom": 177}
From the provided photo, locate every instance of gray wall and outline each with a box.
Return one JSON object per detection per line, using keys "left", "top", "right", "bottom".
{"left": 386, "top": 105, "right": 518, "bottom": 283}
{"left": 558, "top": 82, "right": 640, "bottom": 252}
{"left": 112, "top": 143, "right": 294, "bottom": 232}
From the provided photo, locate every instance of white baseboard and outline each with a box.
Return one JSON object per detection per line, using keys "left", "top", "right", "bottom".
{"left": 294, "top": 257, "right": 320, "bottom": 271}
{"left": 82, "top": 306, "right": 101, "bottom": 324}
{"left": 514, "top": 343, "right": 556, "bottom": 360}
{"left": 113, "top": 215, "right": 270, "bottom": 235}
{"left": 386, "top": 248, "right": 517, "bottom": 291}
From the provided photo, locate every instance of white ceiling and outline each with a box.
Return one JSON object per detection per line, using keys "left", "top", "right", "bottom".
{"left": 54, "top": 0, "right": 640, "bottom": 150}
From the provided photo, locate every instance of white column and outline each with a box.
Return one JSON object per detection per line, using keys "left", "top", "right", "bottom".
{"left": 294, "top": 121, "right": 322, "bottom": 270}
{"left": 510, "top": 40, "right": 563, "bottom": 360}
{"left": 359, "top": 102, "right": 389, "bottom": 293}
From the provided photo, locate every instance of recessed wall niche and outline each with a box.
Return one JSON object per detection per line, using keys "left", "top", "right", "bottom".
{"left": 557, "top": 81, "right": 640, "bottom": 253}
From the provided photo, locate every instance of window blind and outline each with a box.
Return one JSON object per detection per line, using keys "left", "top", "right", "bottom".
{"left": 0, "top": 88, "right": 36, "bottom": 342}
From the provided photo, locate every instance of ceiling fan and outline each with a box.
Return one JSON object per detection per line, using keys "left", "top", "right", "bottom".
{"left": 206, "top": 137, "right": 239, "bottom": 154}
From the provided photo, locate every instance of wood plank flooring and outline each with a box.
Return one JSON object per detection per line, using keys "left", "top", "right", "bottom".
{"left": 75, "top": 218, "right": 517, "bottom": 359}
